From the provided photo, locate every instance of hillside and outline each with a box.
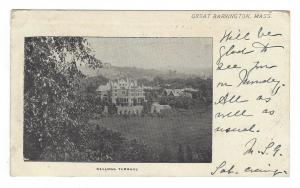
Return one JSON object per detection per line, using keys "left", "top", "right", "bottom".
{"left": 84, "top": 65, "right": 211, "bottom": 80}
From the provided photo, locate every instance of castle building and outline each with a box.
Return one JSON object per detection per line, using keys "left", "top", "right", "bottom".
{"left": 96, "top": 78, "right": 145, "bottom": 106}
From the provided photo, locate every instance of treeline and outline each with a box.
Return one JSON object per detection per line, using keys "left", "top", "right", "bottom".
{"left": 139, "top": 76, "right": 212, "bottom": 91}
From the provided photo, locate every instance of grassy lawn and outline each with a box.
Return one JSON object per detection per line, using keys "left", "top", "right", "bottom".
{"left": 88, "top": 106, "right": 212, "bottom": 162}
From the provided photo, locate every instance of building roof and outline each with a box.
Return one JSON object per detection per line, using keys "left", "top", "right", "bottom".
{"left": 164, "top": 89, "right": 183, "bottom": 97}
{"left": 164, "top": 89, "right": 173, "bottom": 96}
{"left": 173, "top": 89, "right": 183, "bottom": 97}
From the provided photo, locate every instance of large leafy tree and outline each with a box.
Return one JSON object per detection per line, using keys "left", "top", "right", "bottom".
{"left": 24, "top": 37, "right": 102, "bottom": 160}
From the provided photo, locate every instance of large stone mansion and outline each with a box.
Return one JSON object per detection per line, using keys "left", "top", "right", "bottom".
{"left": 96, "top": 78, "right": 145, "bottom": 106}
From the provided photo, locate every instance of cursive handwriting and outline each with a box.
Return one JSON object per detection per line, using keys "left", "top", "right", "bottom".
{"left": 238, "top": 76, "right": 282, "bottom": 96}
{"left": 214, "top": 92, "right": 249, "bottom": 105}
{"left": 211, "top": 161, "right": 238, "bottom": 175}
{"left": 220, "top": 29, "right": 250, "bottom": 43}
{"left": 243, "top": 61, "right": 277, "bottom": 73}
{"left": 257, "top": 95, "right": 272, "bottom": 103}
{"left": 236, "top": 61, "right": 282, "bottom": 95}
{"left": 252, "top": 41, "right": 284, "bottom": 53}
{"left": 244, "top": 165, "right": 287, "bottom": 177}
{"left": 262, "top": 109, "right": 275, "bottom": 115}
{"left": 216, "top": 45, "right": 254, "bottom": 67}
{"left": 257, "top": 27, "right": 282, "bottom": 38}
{"left": 211, "top": 161, "right": 288, "bottom": 176}
{"left": 216, "top": 82, "right": 232, "bottom": 87}
{"left": 215, "top": 124, "right": 259, "bottom": 133}
{"left": 243, "top": 138, "right": 282, "bottom": 157}
{"left": 215, "top": 109, "right": 253, "bottom": 119}
{"left": 237, "top": 71, "right": 283, "bottom": 96}
{"left": 213, "top": 26, "right": 287, "bottom": 177}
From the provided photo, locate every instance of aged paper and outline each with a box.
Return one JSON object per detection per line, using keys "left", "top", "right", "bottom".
{"left": 10, "top": 10, "right": 289, "bottom": 176}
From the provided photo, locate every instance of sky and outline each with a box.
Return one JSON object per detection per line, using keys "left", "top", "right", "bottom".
{"left": 86, "top": 37, "right": 212, "bottom": 75}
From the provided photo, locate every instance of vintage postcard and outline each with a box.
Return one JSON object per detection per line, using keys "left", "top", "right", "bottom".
{"left": 10, "top": 10, "right": 289, "bottom": 176}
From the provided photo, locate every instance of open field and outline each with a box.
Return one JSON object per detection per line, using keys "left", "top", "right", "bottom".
{"left": 88, "top": 106, "right": 212, "bottom": 162}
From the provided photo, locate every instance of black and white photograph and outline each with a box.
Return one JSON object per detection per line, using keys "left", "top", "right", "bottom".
{"left": 23, "top": 37, "right": 212, "bottom": 163}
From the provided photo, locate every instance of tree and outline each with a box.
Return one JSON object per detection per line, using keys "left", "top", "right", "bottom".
{"left": 24, "top": 37, "right": 102, "bottom": 160}
{"left": 153, "top": 76, "right": 164, "bottom": 86}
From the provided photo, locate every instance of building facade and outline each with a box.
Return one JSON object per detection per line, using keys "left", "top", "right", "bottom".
{"left": 96, "top": 78, "right": 145, "bottom": 106}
